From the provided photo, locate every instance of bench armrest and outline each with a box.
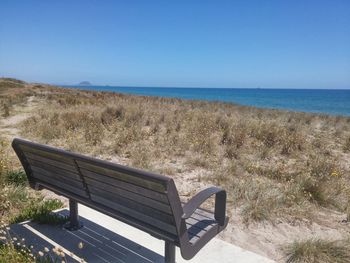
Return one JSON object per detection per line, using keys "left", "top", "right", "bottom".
{"left": 182, "top": 186, "right": 227, "bottom": 225}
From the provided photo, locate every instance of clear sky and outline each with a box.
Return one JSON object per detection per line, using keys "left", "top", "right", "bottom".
{"left": 1, "top": 0, "right": 349, "bottom": 89}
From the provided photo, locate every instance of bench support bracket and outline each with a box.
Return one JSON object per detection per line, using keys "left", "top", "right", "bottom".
{"left": 64, "top": 199, "right": 83, "bottom": 231}
{"left": 165, "top": 241, "right": 175, "bottom": 263}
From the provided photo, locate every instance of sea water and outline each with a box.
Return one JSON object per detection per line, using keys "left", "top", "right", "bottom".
{"left": 66, "top": 86, "right": 350, "bottom": 117}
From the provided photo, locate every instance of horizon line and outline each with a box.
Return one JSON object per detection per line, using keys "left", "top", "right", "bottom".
{"left": 57, "top": 83, "right": 350, "bottom": 90}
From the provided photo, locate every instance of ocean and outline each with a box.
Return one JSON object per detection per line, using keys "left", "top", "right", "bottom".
{"left": 66, "top": 86, "right": 350, "bottom": 117}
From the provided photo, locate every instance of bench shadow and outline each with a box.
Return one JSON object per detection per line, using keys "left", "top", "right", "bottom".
{"left": 10, "top": 209, "right": 164, "bottom": 263}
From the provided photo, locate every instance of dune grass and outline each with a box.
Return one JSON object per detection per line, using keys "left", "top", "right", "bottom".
{"left": 284, "top": 238, "right": 350, "bottom": 263}
{"left": 14, "top": 82, "right": 350, "bottom": 224}
{"left": 2, "top": 80, "right": 350, "bottom": 218}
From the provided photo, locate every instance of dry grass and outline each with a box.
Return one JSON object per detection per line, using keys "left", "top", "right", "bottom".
{"left": 344, "top": 136, "right": 350, "bottom": 152}
{"left": 284, "top": 238, "right": 350, "bottom": 263}
{"left": 0, "top": 78, "right": 34, "bottom": 118}
{"left": 6, "top": 80, "right": 348, "bottom": 225}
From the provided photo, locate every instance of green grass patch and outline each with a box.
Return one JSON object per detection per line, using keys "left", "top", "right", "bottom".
{"left": 10, "top": 199, "right": 68, "bottom": 225}
{"left": 4, "top": 170, "right": 27, "bottom": 186}
{"left": 0, "top": 244, "right": 33, "bottom": 263}
{"left": 0, "top": 243, "right": 60, "bottom": 263}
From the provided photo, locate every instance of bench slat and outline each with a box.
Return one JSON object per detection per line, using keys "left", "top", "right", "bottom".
{"left": 90, "top": 194, "right": 177, "bottom": 235}
{"left": 83, "top": 170, "right": 169, "bottom": 203}
{"left": 32, "top": 172, "right": 88, "bottom": 197}
{"left": 31, "top": 166, "right": 83, "bottom": 187}
{"left": 192, "top": 207, "right": 214, "bottom": 220}
{"left": 19, "top": 144, "right": 74, "bottom": 164}
{"left": 179, "top": 207, "right": 218, "bottom": 245}
{"left": 89, "top": 186, "right": 174, "bottom": 223}
{"left": 31, "top": 180, "right": 179, "bottom": 243}
{"left": 186, "top": 219, "right": 216, "bottom": 238}
{"left": 85, "top": 178, "right": 172, "bottom": 214}
{"left": 77, "top": 161, "right": 167, "bottom": 193}
{"left": 28, "top": 161, "right": 82, "bottom": 181}
{"left": 186, "top": 225, "right": 209, "bottom": 241}
{"left": 25, "top": 152, "right": 77, "bottom": 173}
{"left": 186, "top": 217, "right": 216, "bottom": 232}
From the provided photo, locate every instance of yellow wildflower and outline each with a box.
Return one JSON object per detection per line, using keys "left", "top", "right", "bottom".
{"left": 331, "top": 171, "right": 339, "bottom": 177}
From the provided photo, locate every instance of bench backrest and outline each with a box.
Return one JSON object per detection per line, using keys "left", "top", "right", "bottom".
{"left": 12, "top": 138, "right": 185, "bottom": 242}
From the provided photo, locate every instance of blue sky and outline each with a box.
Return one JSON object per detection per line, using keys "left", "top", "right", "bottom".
{"left": 1, "top": 0, "right": 349, "bottom": 89}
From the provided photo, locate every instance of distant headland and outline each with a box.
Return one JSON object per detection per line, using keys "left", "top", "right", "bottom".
{"left": 78, "top": 81, "right": 91, "bottom": 86}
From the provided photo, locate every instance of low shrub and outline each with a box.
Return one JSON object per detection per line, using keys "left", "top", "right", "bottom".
{"left": 295, "top": 174, "right": 326, "bottom": 204}
{"left": 224, "top": 145, "right": 239, "bottom": 160}
{"left": 221, "top": 123, "right": 247, "bottom": 149}
{"left": 281, "top": 129, "right": 304, "bottom": 155}
{"left": 100, "top": 105, "right": 125, "bottom": 126}
{"left": 129, "top": 145, "right": 152, "bottom": 170}
{"left": 308, "top": 156, "right": 339, "bottom": 179}
{"left": 251, "top": 122, "right": 282, "bottom": 147}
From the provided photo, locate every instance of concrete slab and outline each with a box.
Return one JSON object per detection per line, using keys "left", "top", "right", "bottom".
{"left": 9, "top": 204, "right": 275, "bottom": 263}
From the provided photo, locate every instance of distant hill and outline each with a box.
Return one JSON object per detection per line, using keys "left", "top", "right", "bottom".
{"left": 0, "top": 78, "right": 26, "bottom": 92}
{"left": 79, "top": 81, "right": 91, "bottom": 86}
{"left": 0, "top": 77, "right": 26, "bottom": 85}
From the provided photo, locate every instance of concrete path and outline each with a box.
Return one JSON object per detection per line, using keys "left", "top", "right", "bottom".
{"left": 10, "top": 204, "right": 275, "bottom": 263}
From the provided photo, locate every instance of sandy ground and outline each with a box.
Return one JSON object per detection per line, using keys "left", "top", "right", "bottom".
{"left": 165, "top": 166, "right": 350, "bottom": 262}
{"left": 1, "top": 96, "right": 350, "bottom": 262}
{"left": 0, "top": 96, "right": 36, "bottom": 139}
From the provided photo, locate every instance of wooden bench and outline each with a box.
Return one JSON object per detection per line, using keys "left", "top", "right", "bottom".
{"left": 12, "top": 138, "right": 229, "bottom": 262}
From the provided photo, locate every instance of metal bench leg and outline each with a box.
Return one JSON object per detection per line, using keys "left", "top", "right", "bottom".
{"left": 64, "top": 199, "right": 83, "bottom": 231}
{"left": 165, "top": 241, "right": 175, "bottom": 263}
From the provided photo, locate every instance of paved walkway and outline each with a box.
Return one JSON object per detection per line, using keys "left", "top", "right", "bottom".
{"left": 10, "top": 204, "right": 275, "bottom": 263}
